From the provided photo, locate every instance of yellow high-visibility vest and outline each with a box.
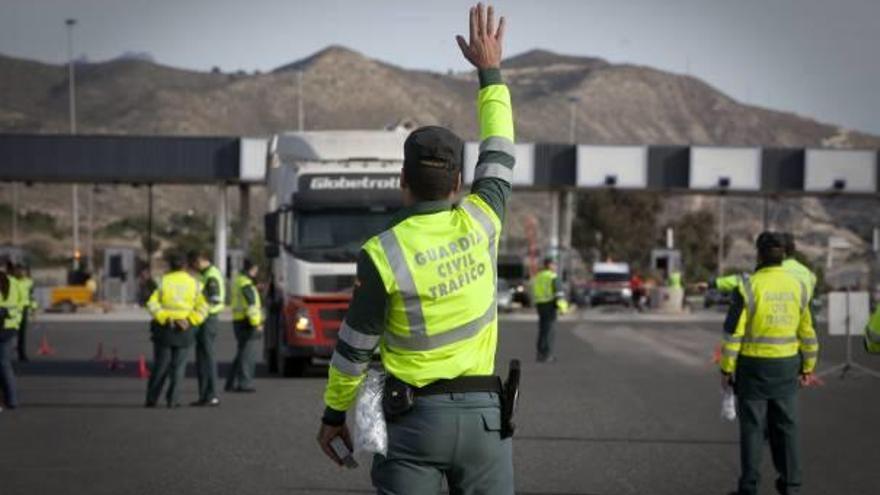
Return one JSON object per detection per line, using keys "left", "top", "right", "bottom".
{"left": 359, "top": 194, "right": 500, "bottom": 389}
{"left": 231, "top": 273, "right": 262, "bottom": 327}
{"left": 146, "top": 270, "right": 208, "bottom": 326}
{"left": 865, "top": 305, "right": 880, "bottom": 354}
{"left": 720, "top": 266, "right": 819, "bottom": 374}
{"left": 533, "top": 269, "right": 558, "bottom": 305}
{"left": 0, "top": 277, "right": 22, "bottom": 330}
{"left": 201, "top": 265, "right": 225, "bottom": 315}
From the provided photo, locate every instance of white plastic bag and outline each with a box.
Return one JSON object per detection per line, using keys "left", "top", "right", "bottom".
{"left": 720, "top": 388, "right": 737, "bottom": 421}
{"left": 354, "top": 369, "right": 388, "bottom": 457}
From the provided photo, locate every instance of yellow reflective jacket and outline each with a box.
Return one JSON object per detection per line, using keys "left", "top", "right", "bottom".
{"left": 231, "top": 274, "right": 262, "bottom": 327}
{"left": 145, "top": 270, "right": 208, "bottom": 326}
{"left": 720, "top": 266, "right": 819, "bottom": 374}
{"left": 865, "top": 305, "right": 880, "bottom": 354}
{"left": 1, "top": 276, "right": 22, "bottom": 330}
{"left": 323, "top": 71, "right": 515, "bottom": 413}
{"left": 533, "top": 269, "right": 559, "bottom": 304}
{"left": 201, "top": 265, "right": 225, "bottom": 315}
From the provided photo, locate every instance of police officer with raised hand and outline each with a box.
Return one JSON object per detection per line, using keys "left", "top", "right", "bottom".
{"left": 187, "top": 250, "right": 224, "bottom": 407}
{"left": 145, "top": 252, "right": 209, "bottom": 408}
{"left": 317, "top": 3, "right": 516, "bottom": 493}
{"left": 719, "top": 232, "right": 819, "bottom": 495}
{"left": 225, "top": 259, "right": 263, "bottom": 393}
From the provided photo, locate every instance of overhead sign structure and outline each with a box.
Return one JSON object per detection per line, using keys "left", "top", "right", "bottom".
{"left": 804, "top": 149, "right": 877, "bottom": 193}
{"left": 576, "top": 145, "right": 647, "bottom": 188}
{"left": 689, "top": 147, "right": 761, "bottom": 191}
{"left": 827, "top": 291, "right": 870, "bottom": 337}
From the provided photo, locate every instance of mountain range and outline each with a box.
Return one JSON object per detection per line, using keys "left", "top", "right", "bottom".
{"left": 0, "top": 46, "right": 876, "bottom": 275}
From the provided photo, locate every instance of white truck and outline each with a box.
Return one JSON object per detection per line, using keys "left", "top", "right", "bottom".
{"left": 262, "top": 130, "right": 407, "bottom": 376}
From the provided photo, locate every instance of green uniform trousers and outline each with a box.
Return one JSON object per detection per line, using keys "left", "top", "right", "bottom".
{"left": 225, "top": 321, "right": 259, "bottom": 390}
{"left": 194, "top": 315, "right": 219, "bottom": 401}
{"left": 371, "top": 392, "right": 513, "bottom": 495}
{"left": 735, "top": 356, "right": 802, "bottom": 495}
{"left": 145, "top": 322, "right": 195, "bottom": 406}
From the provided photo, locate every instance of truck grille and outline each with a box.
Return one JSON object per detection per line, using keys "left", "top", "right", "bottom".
{"left": 318, "top": 308, "right": 348, "bottom": 322}
{"left": 312, "top": 275, "right": 356, "bottom": 293}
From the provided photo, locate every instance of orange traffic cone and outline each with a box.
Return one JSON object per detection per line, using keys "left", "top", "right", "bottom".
{"left": 136, "top": 354, "right": 150, "bottom": 379}
{"left": 36, "top": 335, "right": 56, "bottom": 356}
{"left": 92, "top": 342, "right": 106, "bottom": 362}
{"left": 107, "top": 347, "right": 124, "bottom": 371}
{"left": 711, "top": 344, "right": 722, "bottom": 364}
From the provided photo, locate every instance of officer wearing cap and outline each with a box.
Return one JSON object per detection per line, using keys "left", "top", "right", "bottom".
{"left": 226, "top": 259, "right": 263, "bottom": 393}
{"left": 719, "top": 232, "right": 820, "bottom": 495}
{"left": 187, "top": 250, "right": 224, "bottom": 406}
{"left": 317, "top": 3, "right": 516, "bottom": 493}
{"left": 145, "top": 252, "right": 209, "bottom": 408}
{"left": 533, "top": 257, "right": 563, "bottom": 363}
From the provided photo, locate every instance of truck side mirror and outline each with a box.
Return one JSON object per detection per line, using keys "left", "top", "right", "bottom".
{"left": 264, "top": 211, "right": 280, "bottom": 245}
{"left": 264, "top": 244, "right": 280, "bottom": 259}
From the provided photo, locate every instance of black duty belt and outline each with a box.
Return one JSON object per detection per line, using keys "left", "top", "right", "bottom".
{"left": 414, "top": 376, "right": 503, "bottom": 396}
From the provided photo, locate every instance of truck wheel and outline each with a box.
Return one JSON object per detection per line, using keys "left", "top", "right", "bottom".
{"left": 282, "top": 357, "right": 308, "bottom": 378}
{"left": 58, "top": 300, "right": 76, "bottom": 313}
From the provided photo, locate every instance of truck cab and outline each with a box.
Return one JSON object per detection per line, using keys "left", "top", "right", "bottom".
{"left": 263, "top": 130, "right": 406, "bottom": 376}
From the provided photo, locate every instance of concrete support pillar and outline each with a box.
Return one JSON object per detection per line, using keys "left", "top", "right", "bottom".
{"left": 11, "top": 182, "right": 18, "bottom": 246}
{"left": 717, "top": 195, "right": 726, "bottom": 276}
{"left": 560, "top": 190, "right": 575, "bottom": 250}
{"left": 214, "top": 184, "right": 228, "bottom": 278}
{"left": 239, "top": 184, "right": 251, "bottom": 255}
{"left": 549, "top": 191, "right": 560, "bottom": 253}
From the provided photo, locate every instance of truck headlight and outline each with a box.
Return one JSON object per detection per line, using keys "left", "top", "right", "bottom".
{"left": 294, "top": 309, "right": 313, "bottom": 334}
{"left": 622, "top": 288, "right": 632, "bottom": 297}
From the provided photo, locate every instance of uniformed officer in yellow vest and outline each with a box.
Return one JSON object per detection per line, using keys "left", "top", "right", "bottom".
{"left": 225, "top": 259, "right": 263, "bottom": 393}
{"left": 13, "top": 263, "right": 36, "bottom": 363}
{"left": 533, "top": 257, "right": 563, "bottom": 363}
{"left": 719, "top": 232, "right": 819, "bottom": 495}
{"left": 318, "top": 4, "right": 516, "bottom": 493}
{"left": 865, "top": 303, "right": 880, "bottom": 354}
{"left": 0, "top": 260, "right": 23, "bottom": 411}
{"left": 187, "top": 250, "right": 225, "bottom": 406}
{"left": 144, "top": 252, "right": 208, "bottom": 408}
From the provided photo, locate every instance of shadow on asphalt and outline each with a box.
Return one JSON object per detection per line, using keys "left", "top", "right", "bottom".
{"left": 517, "top": 435, "right": 736, "bottom": 446}
{"left": 14, "top": 360, "right": 317, "bottom": 379}
{"left": 18, "top": 403, "right": 148, "bottom": 410}
{"left": 284, "top": 489, "right": 601, "bottom": 495}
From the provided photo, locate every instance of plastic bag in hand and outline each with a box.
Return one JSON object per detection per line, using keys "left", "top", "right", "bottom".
{"left": 354, "top": 369, "right": 388, "bottom": 457}
{"left": 720, "top": 388, "right": 737, "bottom": 422}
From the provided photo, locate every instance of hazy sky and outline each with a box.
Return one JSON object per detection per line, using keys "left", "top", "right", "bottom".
{"left": 2, "top": 0, "right": 879, "bottom": 134}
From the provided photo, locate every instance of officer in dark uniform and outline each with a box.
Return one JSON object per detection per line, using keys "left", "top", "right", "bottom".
{"left": 317, "top": 4, "right": 517, "bottom": 493}
{"left": 720, "top": 232, "right": 819, "bottom": 495}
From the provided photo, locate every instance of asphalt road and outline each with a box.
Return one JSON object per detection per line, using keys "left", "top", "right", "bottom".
{"left": 1, "top": 313, "right": 878, "bottom": 495}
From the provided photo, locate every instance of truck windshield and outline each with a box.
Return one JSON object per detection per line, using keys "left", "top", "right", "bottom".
{"left": 293, "top": 210, "right": 396, "bottom": 262}
{"left": 593, "top": 272, "right": 630, "bottom": 283}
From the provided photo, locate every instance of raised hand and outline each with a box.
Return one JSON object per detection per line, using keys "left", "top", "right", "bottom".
{"left": 456, "top": 3, "right": 506, "bottom": 70}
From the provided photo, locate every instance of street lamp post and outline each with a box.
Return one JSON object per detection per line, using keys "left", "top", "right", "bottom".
{"left": 66, "top": 18, "right": 80, "bottom": 270}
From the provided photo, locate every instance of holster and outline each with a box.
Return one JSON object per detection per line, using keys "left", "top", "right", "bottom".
{"left": 500, "top": 359, "right": 521, "bottom": 439}
{"left": 382, "top": 374, "right": 416, "bottom": 420}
